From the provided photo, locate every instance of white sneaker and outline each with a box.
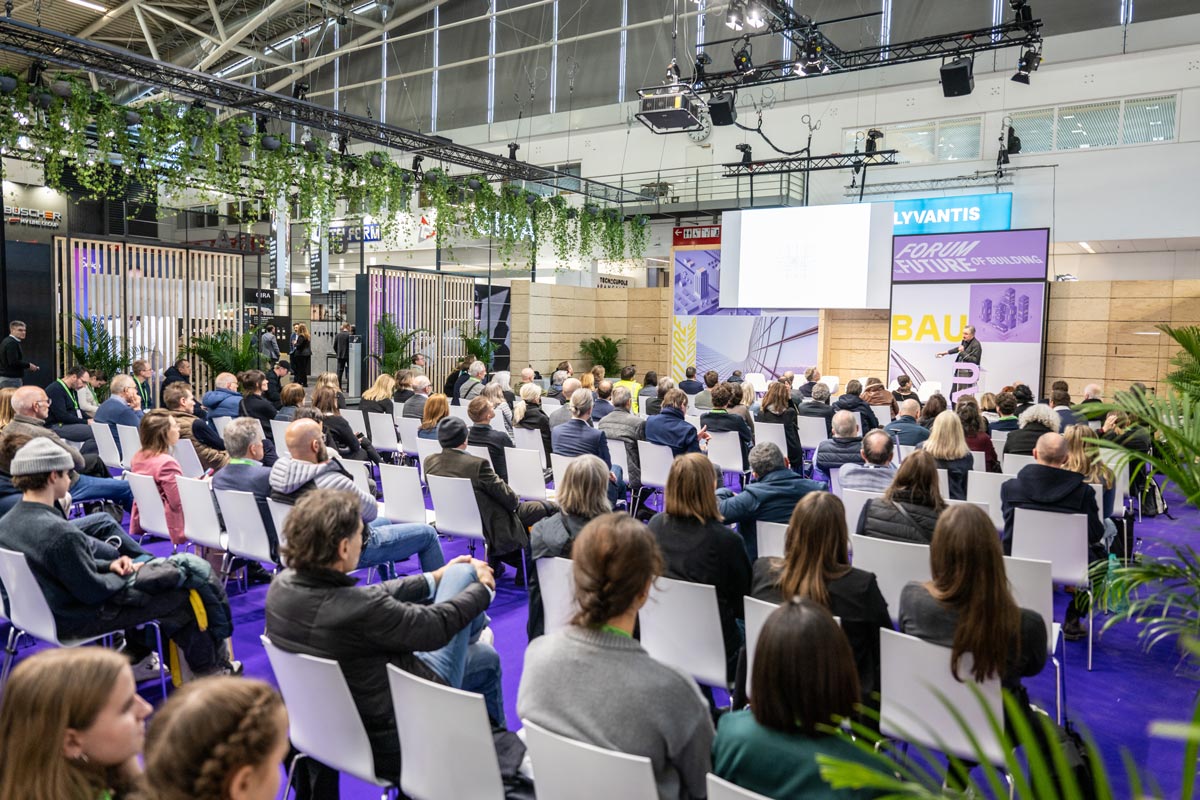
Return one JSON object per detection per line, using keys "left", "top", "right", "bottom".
{"left": 130, "top": 652, "right": 162, "bottom": 683}
{"left": 477, "top": 626, "right": 495, "bottom": 648}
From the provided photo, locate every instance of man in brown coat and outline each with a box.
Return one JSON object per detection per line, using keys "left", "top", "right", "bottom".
{"left": 162, "top": 381, "right": 229, "bottom": 472}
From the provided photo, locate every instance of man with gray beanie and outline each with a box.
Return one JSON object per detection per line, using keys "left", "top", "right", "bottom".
{"left": 424, "top": 416, "right": 556, "bottom": 585}
{"left": 0, "top": 437, "right": 236, "bottom": 676}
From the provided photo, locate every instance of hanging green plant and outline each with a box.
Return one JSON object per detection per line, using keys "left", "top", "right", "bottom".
{"left": 578, "top": 203, "right": 601, "bottom": 260}
{"left": 545, "top": 195, "right": 576, "bottom": 266}
{"left": 626, "top": 214, "right": 650, "bottom": 260}
{"left": 599, "top": 207, "right": 625, "bottom": 261}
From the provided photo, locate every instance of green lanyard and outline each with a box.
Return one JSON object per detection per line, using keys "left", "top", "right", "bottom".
{"left": 227, "top": 458, "right": 257, "bottom": 466}
{"left": 56, "top": 379, "right": 80, "bottom": 410}
{"left": 599, "top": 624, "right": 632, "bottom": 639}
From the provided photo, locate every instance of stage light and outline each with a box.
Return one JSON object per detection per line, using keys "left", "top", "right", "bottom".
{"left": 1013, "top": 47, "right": 1041, "bottom": 85}
{"left": 733, "top": 39, "right": 754, "bottom": 74}
{"left": 292, "top": 81, "right": 309, "bottom": 101}
{"left": 666, "top": 58, "right": 681, "bottom": 84}
{"left": 864, "top": 128, "right": 884, "bottom": 154}
{"left": 1009, "top": 0, "right": 1026, "bottom": 9}
{"left": 726, "top": 0, "right": 744, "bottom": 31}
{"left": 745, "top": 1, "right": 766, "bottom": 29}
{"left": 411, "top": 155, "right": 424, "bottom": 178}
{"left": 507, "top": 141, "right": 520, "bottom": 160}
{"left": 798, "top": 40, "right": 828, "bottom": 75}
{"left": 735, "top": 142, "right": 753, "bottom": 164}
{"left": 1014, "top": 4, "right": 1034, "bottom": 27}
{"left": 694, "top": 51, "right": 712, "bottom": 84}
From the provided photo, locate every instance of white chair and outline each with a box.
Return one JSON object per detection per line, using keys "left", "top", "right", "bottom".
{"left": 396, "top": 417, "right": 423, "bottom": 461}
{"left": 465, "top": 445, "right": 494, "bottom": 469}
{"left": 795, "top": 416, "right": 828, "bottom": 452}
{"left": 828, "top": 467, "right": 842, "bottom": 496}
{"left": 946, "top": 499, "right": 990, "bottom": 517}
{"left": 116, "top": 423, "right": 142, "bottom": 463}
{"left": 540, "top": 396, "right": 561, "bottom": 410}
{"left": 1005, "top": 555, "right": 1064, "bottom": 723}
{"left": 991, "top": 430, "right": 1009, "bottom": 451}
{"left": 342, "top": 408, "right": 368, "bottom": 438}
{"left": 261, "top": 635, "right": 398, "bottom": 796}
{"left": 757, "top": 521, "right": 787, "bottom": 559}
{"left": 707, "top": 775, "right": 773, "bottom": 800}
{"left": 1002, "top": 452, "right": 1036, "bottom": 475}
{"left": 0, "top": 548, "right": 167, "bottom": 694}
{"left": 966, "top": 470, "right": 1010, "bottom": 530}
{"left": 426, "top": 475, "right": 487, "bottom": 557}
{"left": 211, "top": 415, "right": 232, "bottom": 438}
{"left": 744, "top": 372, "right": 768, "bottom": 394}
{"left": 970, "top": 450, "right": 985, "bottom": 472}
{"left": 415, "top": 437, "right": 443, "bottom": 482}
{"left": 448, "top": 406, "right": 471, "bottom": 422}
{"left": 550, "top": 453, "right": 578, "bottom": 488}
{"left": 508, "top": 447, "right": 554, "bottom": 503}
{"left": 849, "top": 534, "right": 931, "bottom": 624}
{"left": 1011, "top": 508, "right": 1094, "bottom": 669}
{"left": 879, "top": 629, "right": 1007, "bottom": 765}
{"left": 683, "top": 393, "right": 700, "bottom": 409}
{"left": 915, "top": 381, "right": 942, "bottom": 403}
{"left": 367, "top": 412, "right": 402, "bottom": 459}
{"left": 489, "top": 411, "right": 508, "bottom": 435}
{"left": 608, "top": 439, "right": 630, "bottom": 479}
{"left": 270, "top": 419, "right": 291, "bottom": 444}
{"left": 522, "top": 721, "right": 657, "bottom": 800}
{"left": 126, "top": 471, "right": 176, "bottom": 546}
{"left": 937, "top": 468, "right": 949, "bottom": 499}
{"left": 171, "top": 438, "right": 205, "bottom": 479}
{"left": 386, "top": 665, "right": 505, "bottom": 800}
{"left": 871, "top": 405, "right": 893, "bottom": 426}
{"left": 537, "top": 556, "right": 576, "bottom": 635}
{"left": 841, "top": 489, "right": 882, "bottom": 534}
{"left": 513, "top": 426, "right": 547, "bottom": 467}
{"left": 743, "top": 596, "right": 780, "bottom": 698}
{"left": 754, "top": 422, "right": 788, "bottom": 456}
{"left": 379, "top": 463, "right": 436, "bottom": 526}
{"left": 707, "top": 431, "right": 746, "bottom": 481}
{"left": 640, "top": 576, "right": 727, "bottom": 689}
{"left": 176, "top": 476, "right": 229, "bottom": 578}
{"left": 214, "top": 489, "right": 276, "bottom": 568}
{"left": 266, "top": 499, "right": 293, "bottom": 552}
{"left": 331, "top": 452, "right": 375, "bottom": 496}
{"left": 897, "top": 444, "right": 915, "bottom": 463}
{"left": 819, "top": 375, "right": 840, "bottom": 394}
{"left": 93, "top": 423, "right": 128, "bottom": 471}
{"left": 636, "top": 441, "right": 674, "bottom": 514}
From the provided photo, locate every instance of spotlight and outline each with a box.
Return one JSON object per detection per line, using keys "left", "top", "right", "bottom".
{"left": 1014, "top": 3, "right": 1033, "bottom": 27}
{"left": 665, "top": 58, "right": 681, "bottom": 84}
{"left": 864, "top": 128, "right": 884, "bottom": 154}
{"left": 735, "top": 142, "right": 753, "bottom": 165}
{"left": 0, "top": 75, "right": 15, "bottom": 94}
{"left": 694, "top": 51, "right": 712, "bottom": 84}
{"left": 26, "top": 61, "right": 44, "bottom": 86}
{"left": 337, "top": 133, "right": 349, "bottom": 156}
{"left": 733, "top": 39, "right": 754, "bottom": 74}
{"left": 292, "top": 81, "right": 309, "bottom": 101}
{"left": 1009, "top": 0, "right": 1026, "bottom": 9}
{"left": 745, "top": 1, "right": 766, "bottom": 29}
{"left": 798, "top": 40, "right": 828, "bottom": 75}
{"left": 336, "top": 11, "right": 347, "bottom": 25}
{"left": 1012, "top": 48, "right": 1041, "bottom": 84}
{"left": 725, "top": 0, "right": 744, "bottom": 31}
{"left": 411, "top": 155, "right": 424, "bottom": 176}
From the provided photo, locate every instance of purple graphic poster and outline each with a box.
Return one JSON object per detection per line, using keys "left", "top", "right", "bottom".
{"left": 969, "top": 283, "right": 1044, "bottom": 343}
{"left": 893, "top": 229, "right": 1050, "bottom": 282}
{"left": 673, "top": 249, "right": 758, "bottom": 316}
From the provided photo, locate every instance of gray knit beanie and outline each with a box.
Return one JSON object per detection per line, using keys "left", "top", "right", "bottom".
{"left": 10, "top": 438, "right": 75, "bottom": 476}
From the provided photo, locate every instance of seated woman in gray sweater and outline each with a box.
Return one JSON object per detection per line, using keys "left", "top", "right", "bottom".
{"left": 518, "top": 513, "right": 714, "bottom": 800}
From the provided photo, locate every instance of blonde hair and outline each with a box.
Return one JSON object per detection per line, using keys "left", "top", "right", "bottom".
{"left": 0, "top": 387, "right": 14, "bottom": 429}
{"left": 579, "top": 373, "right": 595, "bottom": 390}
{"left": 923, "top": 409, "right": 970, "bottom": 460}
{"left": 514, "top": 383, "right": 541, "bottom": 423}
{"left": 482, "top": 382, "right": 505, "bottom": 404}
{"left": 0, "top": 649, "right": 134, "bottom": 800}
{"left": 664, "top": 453, "right": 722, "bottom": 523}
{"left": 362, "top": 373, "right": 396, "bottom": 402}
{"left": 315, "top": 372, "right": 340, "bottom": 392}
{"left": 1064, "top": 424, "right": 1114, "bottom": 490}
{"left": 556, "top": 455, "right": 612, "bottom": 519}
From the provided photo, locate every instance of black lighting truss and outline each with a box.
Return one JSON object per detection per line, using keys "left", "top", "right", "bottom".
{"left": 694, "top": 10, "right": 1042, "bottom": 95}
{"left": 0, "top": 18, "right": 651, "bottom": 205}
{"left": 722, "top": 150, "right": 900, "bottom": 178}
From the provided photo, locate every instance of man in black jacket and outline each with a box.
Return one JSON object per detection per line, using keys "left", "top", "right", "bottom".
{"left": 265, "top": 359, "right": 290, "bottom": 407}
{"left": 44, "top": 365, "right": 96, "bottom": 450}
{"left": 677, "top": 365, "right": 704, "bottom": 395}
{"left": 265, "top": 487, "right": 500, "bottom": 799}
{"left": 814, "top": 410, "right": 864, "bottom": 480}
{"left": 831, "top": 379, "right": 880, "bottom": 431}
{"left": 937, "top": 324, "right": 982, "bottom": 397}
{"left": 0, "top": 320, "right": 37, "bottom": 389}
{"left": 796, "top": 381, "right": 837, "bottom": 438}
{"left": 466, "top": 395, "right": 513, "bottom": 482}
{"left": 699, "top": 383, "right": 753, "bottom": 471}
{"left": 1002, "top": 404, "right": 1060, "bottom": 456}
{"left": 333, "top": 324, "right": 351, "bottom": 389}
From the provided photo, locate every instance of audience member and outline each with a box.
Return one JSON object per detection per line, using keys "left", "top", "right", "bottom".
{"left": 916, "top": 392, "right": 947, "bottom": 430}
{"left": 839, "top": 429, "right": 897, "bottom": 493}
{"left": 649, "top": 453, "right": 751, "bottom": 682}
{"left": 164, "top": 380, "right": 234, "bottom": 473}
{"left": 131, "top": 360, "right": 155, "bottom": 410}
{"left": 700, "top": 383, "right": 753, "bottom": 471}
{"left": 445, "top": 357, "right": 472, "bottom": 399}
{"left": 1101, "top": 409, "right": 1151, "bottom": 453}
{"left": 729, "top": 382, "right": 757, "bottom": 430}
{"left": 694, "top": 369, "right": 719, "bottom": 409}
{"left": 44, "top": 365, "right": 96, "bottom": 448}
{"left": 860, "top": 376, "right": 898, "bottom": 419}
{"left": 212, "top": 417, "right": 280, "bottom": 568}
{"left": 638, "top": 370, "right": 659, "bottom": 406}
{"left": 545, "top": 369, "right": 568, "bottom": 400}
{"left": 814, "top": 410, "right": 864, "bottom": 480}
{"left": 518, "top": 513, "right": 714, "bottom": 800}
{"left": 313, "top": 385, "right": 379, "bottom": 464}
{"left": 0, "top": 437, "right": 233, "bottom": 674}
{"left": 137, "top": 677, "right": 288, "bottom": 800}
{"left": 589, "top": 365, "right": 606, "bottom": 390}
{"left": 490, "top": 370, "right": 516, "bottom": 408}
{"left": 857, "top": 449, "right": 944, "bottom": 544}
{"left": 885, "top": 398, "right": 929, "bottom": 445}
{"left": 794, "top": 366, "right": 821, "bottom": 400}
{"left": 678, "top": 366, "right": 704, "bottom": 395}
{"left": 237, "top": 370, "right": 278, "bottom": 434}
{"left": 1012, "top": 383, "right": 1036, "bottom": 415}
{"left": 271, "top": 418, "right": 444, "bottom": 575}
{"left": 548, "top": 378, "right": 582, "bottom": 428}
{"left": 527, "top": 454, "right": 611, "bottom": 639}
{"left": 201, "top": 372, "right": 242, "bottom": 420}
{"left": 454, "top": 360, "right": 488, "bottom": 404}
{"left": 644, "top": 376, "right": 674, "bottom": 416}
{"left": 315, "top": 372, "right": 347, "bottom": 409}
{"left": 1064, "top": 423, "right": 1116, "bottom": 518}
{"left": 518, "top": 366, "right": 537, "bottom": 390}
{"left": 1051, "top": 388, "right": 1084, "bottom": 428}
{"left": 265, "top": 488, "right": 499, "bottom": 798}
{"left": 78, "top": 370, "right": 105, "bottom": 417}
{"left": 717, "top": 442, "right": 821, "bottom": 559}
{"left": 467, "top": 395, "right": 513, "bottom": 481}
{"left": 833, "top": 380, "right": 880, "bottom": 431}
{"left": 645, "top": 388, "right": 708, "bottom": 456}
{"left": 514, "top": 383, "right": 553, "bottom": 461}
{"left": 552, "top": 389, "right": 625, "bottom": 505}
{"left": 713, "top": 599, "right": 884, "bottom": 800}
{"left": 417, "top": 393, "right": 450, "bottom": 440}
{"left": 579, "top": 372, "right": 595, "bottom": 393}
{"left": 96, "top": 374, "right": 145, "bottom": 445}
{"left": 921, "top": 410, "right": 974, "bottom": 500}
{"left": 265, "top": 359, "right": 290, "bottom": 407}
{"left": 750, "top": 491, "right": 891, "bottom": 707}
{"left": 591, "top": 379, "right": 615, "bottom": 421}
{"left": 1003, "top": 403, "right": 1061, "bottom": 456}
{"left": 404, "top": 375, "right": 432, "bottom": 419}
{"left": 129, "top": 410, "right": 187, "bottom": 545}
{"left": 957, "top": 396, "right": 999, "bottom": 472}
{"left": 728, "top": 370, "right": 744, "bottom": 384}
{"left": 359, "top": 373, "right": 397, "bottom": 422}
{"left": 613, "top": 366, "right": 643, "bottom": 414}
{"left": 596, "top": 385, "right": 645, "bottom": 497}
{"left": 392, "top": 369, "right": 414, "bottom": 403}
{"left": 1000, "top": 432, "right": 1105, "bottom": 638}
{"left": 0, "top": 648, "right": 153, "bottom": 800}
{"left": 979, "top": 391, "right": 999, "bottom": 421}
{"left": 990, "top": 391, "right": 1021, "bottom": 432}
{"left": 892, "top": 374, "right": 919, "bottom": 406}
{"left": 796, "top": 381, "right": 837, "bottom": 439}
{"left": 481, "top": 382, "right": 514, "bottom": 439}
{"left": 1082, "top": 384, "right": 1103, "bottom": 404}
{"left": 160, "top": 358, "right": 189, "bottom": 391}
{"left": 275, "top": 383, "right": 305, "bottom": 423}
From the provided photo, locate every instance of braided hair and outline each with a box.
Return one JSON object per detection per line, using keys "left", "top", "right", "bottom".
{"left": 570, "top": 512, "right": 664, "bottom": 628}
{"left": 136, "top": 677, "right": 286, "bottom": 800}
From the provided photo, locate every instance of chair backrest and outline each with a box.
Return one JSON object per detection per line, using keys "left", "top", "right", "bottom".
{"left": 341, "top": 408, "right": 368, "bottom": 438}
{"left": 879, "top": 629, "right": 1006, "bottom": 764}
{"left": 636, "top": 441, "right": 673, "bottom": 490}
{"left": 937, "top": 468, "right": 949, "bottom": 498}
{"left": 489, "top": 411, "right": 508, "bottom": 434}
{"left": 1002, "top": 452, "right": 1036, "bottom": 475}
{"left": 507, "top": 447, "right": 550, "bottom": 502}
{"left": 465, "top": 444, "right": 494, "bottom": 468}
{"left": 819, "top": 376, "right": 840, "bottom": 394}
{"left": 522, "top": 721, "right": 658, "bottom": 800}
{"left": 93, "top": 423, "right": 127, "bottom": 470}
{"left": 396, "top": 417, "right": 423, "bottom": 458}
{"left": 126, "top": 471, "right": 172, "bottom": 540}
{"left": 550, "top": 453, "right": 578, "bottom": 488}
{"left": 537, "top": 556, "right": 576, "bottom": 635}
{"left": 849, "top": 534, "right": 931, "bottom": 624}
{"left": 1098, "top": 450, "right": 1131, "bottom": 512}
{"left": 640, "top": 576, "right": 727, "bottom": 688}
{"left": 970, "top": 450, "right": 985, "bottom": 472}
{"left": 897, "top": 444, "right": 915, "bottom": 463}
{"left": 850, "top": 411, "right": 863, "bottom": 434}
{"left": 175, "top": 476, "right": 225, "bottom": 551}
{"left": 757, "top": 521, "right": 787, "bottom": 559}
{"left": 965, "top": 470, "right": 1010, "bottom": 530}
{"left": 608, "top": 438, "right": 630, "bottom": 476}
{"left": 426, "top": 475, "right": 485, "bottom": 541}
{"left": 745, "top": 373, "right": 769, "bottom": 393}
{"left": 753, "top": 422, "right": 787, "bottom": 456}
{"left": 683, "top": 393, "right": 700, "bottom": 409}
{"left": 540, "top": 396, "right": 561, "bottom": 410}
{"left": 841, "top": 489, "right": 882, "bottom": 534}
{"left": 828, "top": 467, "right": 842, "bottom": 497}
{"left": 870, "top": 404, "right": 893, "bottom": 426}
{"left": 945, "top": 499, "right": 990, "bottom": 518}
{"left": 915, "top": 381, "right": 942, "bottom": 403}
{"left": 1089, "top": 482, "right": 1103, "bottom": 518}
{"left": 795, "top": 416, "right": 828, "bottom": 451}
{"left": 743, "top": 596, "right": 780, "bottom": 698}
{"left": 379, "top": 463, "right": 429, "bottom": 525}
{"left": 171, "top": 438, "right": 205, "bottom": 479}
{"left": 214, "top": 489, "right": 275, "bottom": 564}
{"left": 270, "top": 419, "right": 291, "bottom": 444}
{"left": 513, "top": 427, "right": 546, "bottom": 467}
{"left": 991, "top": 430, "right": 1009, "bottom": 451}
{"left": 448, "top": 405, "right": 471, "bottom": 421}
{"left": 331, "top": 452, "right": 373, "bottom": 495}
{"left": 1011, "top": 508, "right": 1089, "bottom": 585}
{"left": 116, "top": 424, "right": 142, "bottom": 462}
{"left": 260, "top": 635, "right": 390, "bottom": 787}
{"left": 1004, "top": 555, "right": 1054, "bottom": 651}
{"left": 706, "top": 431, "right": 744, "bottom": 475}
{"left": 415, "top": 437, "right": 443, "bottom": 481}
{"left": 367, "top": 412, "right": 401, "bottom": 452}
{"left": 266, "top": 499, "right": 292, "bottom": 552}
{"left": 0, "top": 548, "right": 62, "bottom": 643}
{"left": 211, "top": 415, "right": 232, "bottom": 438}
{"left": 386, "top": 665, "right": 505, "bottom": 800}
{"left": 706, "top": 775, "right": 773, "bottom": 800}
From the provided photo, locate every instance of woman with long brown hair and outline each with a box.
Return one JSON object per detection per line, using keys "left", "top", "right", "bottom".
{"left": 648, "top": 452, "right": 752, "bottom": 682}
{"left": 755, "top": 380, "right": 803, "bottom": 468}
{"left": 955, "top": 395, "right": 999, "bottom": 472}
{"left": 312, "top": 385, "right": 377, "bottom": 463}
{"left": 752, "top": 491, "right": 891, "bottom": 703}
{"left": 417, "top": 393, "right": 450, "bottom": 440}
{"left": 290, "top": 323, "right": 311, "bottom": 387}
{"left": 857, "top": 449, "right": 944, "bottom": 544}
{"left": 0, "top": 648, "right": 153, "bottom": 800}
{"left": 130, "top": 409, "right": 186, "bottom": 545}
{"left": 917, "top": 391, "right": 947, "bottom": 429}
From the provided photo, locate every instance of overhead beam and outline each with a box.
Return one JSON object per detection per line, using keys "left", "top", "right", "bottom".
{"left": 723, "top": 150, "right": 900, "bottom": 178}
{"left": 138, "top": 4, "right": 291, "bottom": 67}
{"left": 197, "top": 0, "right": 302, "bottom": 70}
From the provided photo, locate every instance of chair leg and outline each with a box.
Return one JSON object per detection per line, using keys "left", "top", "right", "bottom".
{"left": 147, "top": 621, "right": 168, "bottom": 697}
{"left": 283, "top": 752, "right": 308, "bottom": 800}
{"left": 1087, "top": 588, "right": 1095, "bottom": 671}
{"left": 1052, "top": 653, "right": 1063, "bottom": 724}
{"left": 1, "top": 626, "right": 20, "bottom": 686}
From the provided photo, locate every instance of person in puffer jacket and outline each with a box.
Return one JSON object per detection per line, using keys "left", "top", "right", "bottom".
{"left": 856, "top": 450, "right": 944, "bottom": 544}
{"left": 201, "top": 372, "right": 243, "bottom": 422}
{"left": 831, "top": 379, "right": 880, "bottom": 431}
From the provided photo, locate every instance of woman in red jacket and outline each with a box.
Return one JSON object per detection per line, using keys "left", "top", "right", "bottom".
{"left": 130, "top": 409, "right": 187, "bottom": 545}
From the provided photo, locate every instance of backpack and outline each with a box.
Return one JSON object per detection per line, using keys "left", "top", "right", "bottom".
{"left": 1140, "top": 477, "right": 1171, "bottom": 519}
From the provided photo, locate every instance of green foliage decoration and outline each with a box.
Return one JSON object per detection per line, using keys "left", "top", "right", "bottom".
{"left": 60, "top": 314, "right": 138, "bottom": 399}
{"left": 180, "top": 327, "right": 266, "bottom": 375}
{"left": 579, "top": 336, "right": 623, "bottom": 375}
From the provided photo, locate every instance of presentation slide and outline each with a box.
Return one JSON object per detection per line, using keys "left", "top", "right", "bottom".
{"left": 720, "top": 203, "right": 893, "bottom": 309}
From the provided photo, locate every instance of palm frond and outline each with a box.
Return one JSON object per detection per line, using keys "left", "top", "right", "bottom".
{"left": 1160, "top": 324, "right": 1200, "bottom": 403}
{"left": 369, "top": 314, "right": 425, "bottom": 375}
{"left": 180, "top": 328, "right": 265, "bottom": 375}
{"left": 460, "top": 324, "right": 499, "bottom": 368}
{"left": 60, "top": 314, "right": 138, "bottom": 399}
{"left": 579, "top": 336, "right": 623, "bottom": 375}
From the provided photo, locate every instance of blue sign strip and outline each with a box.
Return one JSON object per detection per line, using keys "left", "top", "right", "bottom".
{"left": 891, "top": 193, "right": 1013, "bottom": 235}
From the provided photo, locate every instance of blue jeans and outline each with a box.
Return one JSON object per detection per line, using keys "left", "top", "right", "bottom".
{"left": 609, "top": 464, "right": 627, "bottom": 505}
{"left": 414, "top": 563, "right": 505, "bottom": 726}
{"left": 359, "top": 520, "right": 445, "bottom": 573}
{"left": 73, "top": 512, "right": 151, "bottom": 560}
{"left": 71, "top": 473, "right": 134, "bottom": 511}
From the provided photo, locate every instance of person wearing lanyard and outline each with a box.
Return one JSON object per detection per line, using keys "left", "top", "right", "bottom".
{"left": 131, "top": 359, "right": 155, "bottom": 410}
{"left": 210, "top": 417, "right": 279, "bottom": 585}
{"left": 43, "top": 365, "right": 98, "bottom": 452}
